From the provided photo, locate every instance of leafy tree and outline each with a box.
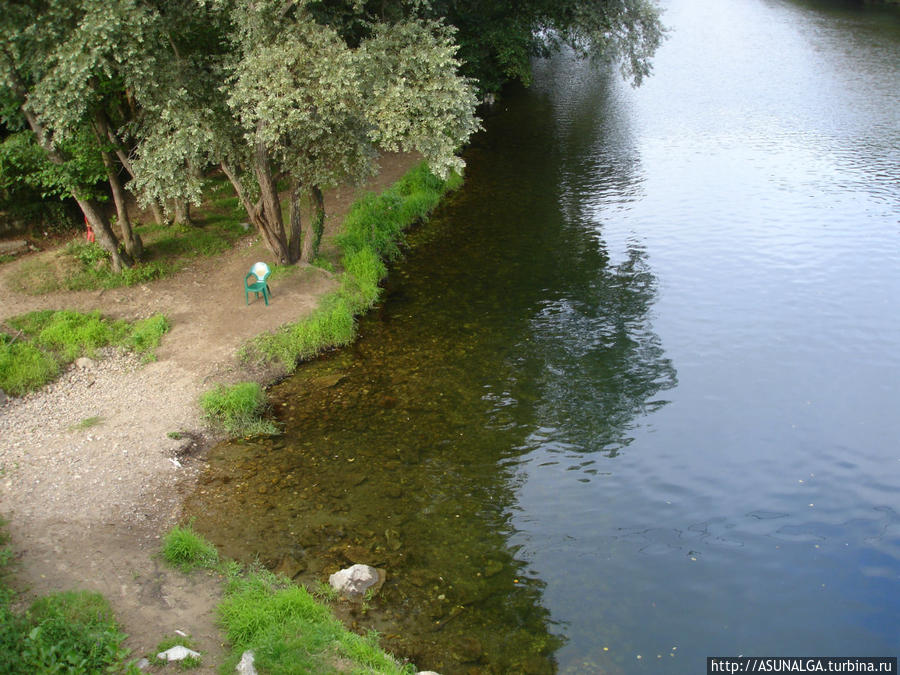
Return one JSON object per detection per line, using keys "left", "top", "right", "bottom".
{"left": 130, "top": 0, "right": 479, "bottom": 265}
{"left": 0, "top": 0, "right": 168, "bottom": 269}
{"left": 309, "top": 0, "right": 666, "bottom": 92}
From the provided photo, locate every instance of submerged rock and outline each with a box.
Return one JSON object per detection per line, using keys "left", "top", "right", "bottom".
{"left": 274, "top": 554, "right": 306, "bottom": 579}
{"left": 329, "top": 564, "right": 385, "bottom": 597}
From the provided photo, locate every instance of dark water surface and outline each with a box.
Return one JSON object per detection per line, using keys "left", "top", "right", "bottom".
{"left": 185, "top": 0, "right": 900, "bottom": 672}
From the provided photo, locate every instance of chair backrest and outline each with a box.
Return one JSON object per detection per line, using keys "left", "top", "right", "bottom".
{"left": 251, "top": 262, "right": 270, "bottom": 280}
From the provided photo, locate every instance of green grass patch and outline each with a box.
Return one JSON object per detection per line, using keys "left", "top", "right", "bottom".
{"left": 219, "top": 566, "right": 413, "bottom": 675}
{"left": 0, "top": 309, "right": 169, "bottom": 395}
{"left": 199, "top": 382, "right": 279, "bottom": 437}
{"left": 161, "top": 522, "right": 219, "bottom": 573}
{"left": 0, "top": 341, "right": 59, "bottom": 395}
{"left": 246, "top": 162, "right": 461, "bottom": 370}
{"left": 69, "top": 416, "right": 102, "bottom": 431}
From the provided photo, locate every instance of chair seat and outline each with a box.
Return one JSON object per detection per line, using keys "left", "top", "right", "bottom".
{"left": 244, "top": 262, "right": 272, "bottom": 306}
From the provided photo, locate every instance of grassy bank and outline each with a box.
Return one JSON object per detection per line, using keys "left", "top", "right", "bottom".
{"left": 244, "top": 162, "right": 461, "bottom": 371}
{"left": 161, "top": 524, "right": 414, "bottom": 674}
{"left": 0, "top": 310, "right": 169, "bottom": 395}
{"left": 201, "top": 162, "right": 461, "bottom": 438}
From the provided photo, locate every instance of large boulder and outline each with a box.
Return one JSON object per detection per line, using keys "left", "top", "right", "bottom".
{"left": 328, "top": 564, "right": 384, "bottom": 598}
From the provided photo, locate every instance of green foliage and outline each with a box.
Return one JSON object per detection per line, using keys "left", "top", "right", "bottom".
{"left": 0, "top": 342, "right": 60, "bottom": 396}
{"left": 218, "top": 567, "right": 413, "bottom": 674}
{"left": 0, "top": 310, "right": 169, "bottom": 395}
{"left": 161, "top": 523, "right": 219, "bottom": 573}
{"left": 125, "top": 315, "right": 170, "bottom": 359}
{"left": 30, "top": 310, "right": 118, "bottom": 361}
{"left": 21, "top": 591, "right": 130, "bottom": 674}
{"left": 199, "top": 382, "right": 279, "bottom": 437}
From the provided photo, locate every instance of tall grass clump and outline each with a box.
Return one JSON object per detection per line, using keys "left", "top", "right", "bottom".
{"left": 161, "top": 523, "right": 219, "bottom": 572}
{"left": 0, "top": 310, "right": 170, "bottom": 395}
{"left": 199, "top": 381, "right": 279, "bottom": 436}
{"left": 0, "top": 339, "right": 59, "bottom": 395}
{"left": 247, "top": 162, "right": 461, "bottom": 371}
{"left": 218, "top": 567, "right": 413, "bottom": 675}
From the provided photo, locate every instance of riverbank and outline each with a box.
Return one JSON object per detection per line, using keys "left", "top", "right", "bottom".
{"left": 0, "top": 153, "right": 420, "bottom": 671}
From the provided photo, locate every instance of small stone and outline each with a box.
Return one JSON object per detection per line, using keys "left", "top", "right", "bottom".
{"left": 156, "top": 645, "right": 201, "bottom": 662}
{"left": 74, "top": 357, "right": 95, "bottom": 370}
{"left": 136, "top": 657, "right": 151, "bottom": 670}
{"left": 236, "top": 650, "right": 257, "bottom": 674}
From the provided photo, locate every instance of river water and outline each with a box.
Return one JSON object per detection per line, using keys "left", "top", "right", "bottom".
{"left": 185, "top": 0, "right": 900, "bottom": 672}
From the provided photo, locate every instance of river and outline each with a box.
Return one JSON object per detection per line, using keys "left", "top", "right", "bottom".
{"left": 185, "top": 0, "right": 900, "bottom": 672}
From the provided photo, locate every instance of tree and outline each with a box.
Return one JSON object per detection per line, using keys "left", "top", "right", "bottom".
{"left": 130, "top": 0, "right": 480, "bottom": 265}
{"left": 0, "top": 0, "right": 166, "bottom": 270}
{"left": 309, "top": 0, "right": 666, "bottom": 91}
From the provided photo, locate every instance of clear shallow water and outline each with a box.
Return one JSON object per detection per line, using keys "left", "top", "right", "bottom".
{"left": 186, "top": 0, "right": 900, "bottom": 672}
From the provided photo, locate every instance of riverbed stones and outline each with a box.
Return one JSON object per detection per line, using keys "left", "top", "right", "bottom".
{"left": 273, "top": 554, "right": 306, "bottom": 579}
{"left": 74, "top": 357, "right": 95, "bottom": 370}
{"left": 328, "top": 563, "right": 385, "bottom": 597}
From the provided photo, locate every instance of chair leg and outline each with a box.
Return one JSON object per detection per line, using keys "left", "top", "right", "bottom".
{"left": 245, "top": 289, "right": 249, "bottom": 305}
{"left": 263, "top": 288, "right": 269, "bottom": 306}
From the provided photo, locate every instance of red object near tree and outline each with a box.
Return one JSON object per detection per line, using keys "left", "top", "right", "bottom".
{"left": 84, "top": 215, "right": 95, "bottom": 243}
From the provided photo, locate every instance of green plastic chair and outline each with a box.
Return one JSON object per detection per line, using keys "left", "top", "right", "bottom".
{"left": 244, "top": 262, "right": 272, "bottom": 306}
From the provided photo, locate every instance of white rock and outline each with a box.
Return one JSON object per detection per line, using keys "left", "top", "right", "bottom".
{"left": 329, "top": 564, "right": 381, "bottom": 597}
{"left": 74, "top": 357, "right": 95, "bottom": 369}
{"left": 417, "top": 671, "right": 442, "bottom": 675}
{"left": 136, "top": 657, "right": 151, "bottom": 670}
{"left": 156, "top": 645, "right": 201, "bottom": 662}
{"left": 236, "top": 650, "right": 257, "bottom": 674}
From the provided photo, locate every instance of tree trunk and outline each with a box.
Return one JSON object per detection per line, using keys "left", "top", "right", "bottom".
{"left": 94, "top": 112, "right": 142, "bottom": 258}
{"left": 21, "top": 105, "right": 131, "bottom": 268}
{"left": 109, "top": 132, "right": 169, "bottom": 226}
{"left": 300, "top": 185, "right": 325, "bottom": 263}
{"left": 75, "top": 196, "right": 133, "bottom": 272}
{"left": 99, "top": 148, "right": 143, "bottom": 260}
{"left": 251, "top": 123, "right": 293, "bottom": 263}
{"left": 173, "top": 199, "right": 192, "bottom": 225}
{"left": 222, "top": 159, "right": 294, "bottom": 264}
{"left": 288, "top": 179, "right": 302, "bottom": 264}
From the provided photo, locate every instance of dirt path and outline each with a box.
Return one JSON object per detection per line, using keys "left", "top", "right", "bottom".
{"left": 0, "top": 154, "right": 417, "bottom": 671}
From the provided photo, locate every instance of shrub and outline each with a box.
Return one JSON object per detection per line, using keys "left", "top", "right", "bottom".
{"left": 199, "top": 382, "right": 278, "bottom": 436}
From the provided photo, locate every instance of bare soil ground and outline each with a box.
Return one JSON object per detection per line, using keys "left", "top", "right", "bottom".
{"left": 0, "top": 153, "right": 416, "bottom": 672}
